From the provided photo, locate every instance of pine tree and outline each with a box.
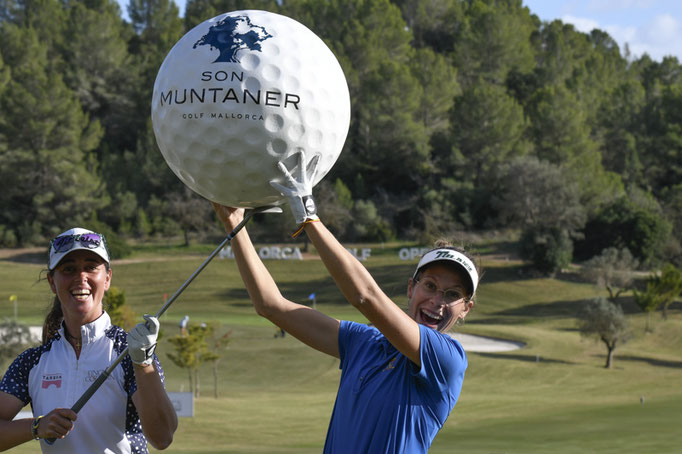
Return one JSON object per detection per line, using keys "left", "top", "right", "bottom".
{"left": 0, "top": 24, "right": 106, "bottom": 243}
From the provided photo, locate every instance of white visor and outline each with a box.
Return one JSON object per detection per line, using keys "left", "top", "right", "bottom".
{"left": 412, "top": 248, "right": 478, "bottom": 295}
{"left": 48, "top": 228, "right": 110, "bottom": 271}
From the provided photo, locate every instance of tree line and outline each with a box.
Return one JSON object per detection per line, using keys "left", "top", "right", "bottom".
{"left": 1, "top": 0, "right": 681, "bottom": 274}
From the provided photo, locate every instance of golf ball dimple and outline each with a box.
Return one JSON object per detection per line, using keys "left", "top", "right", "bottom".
{"left": 304, "top": 108, "right": 321, "bottom": 126}
{"left": 244, "top": 76, "right": 262, "bottom": 93}
{"left": 151, "top": 10, "right": 350, "bottom": 208}
{"left": 244, "top": 125, "right": 267, "bottom": 145}
{"left": 266, "top": 42, "right": 281, "bottom": 57}
{"left": 283, "top": 74, "right": 300, "bottom": 91}
{"left": 261, "top": 64, "right": 281, "bottom": 82}
{"left": 264, "top": 114, "right": 284, "bottom": 133}
{"left": 308, "top": 130, "right": 323, "bottom": 148}
{"left": 240, "top": 53, "right": 260, "bottom": 71}
{"left": 208, "top": 148, "right": 226, "bottom": 165}
{"left": 177, "top": 169, "right": 196, "bottom": 186}
{"left": 267, "top": 138, "right": 288, "bottom": 157}
{"left": 288, "top": 124, "right": 305, "bottom": 141}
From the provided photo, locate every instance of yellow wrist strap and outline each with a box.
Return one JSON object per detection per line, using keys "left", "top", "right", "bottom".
{"left": 291, "top": 218, "right": 320, "bottom": 238}
{"left": 31, "top": 415, "right": 43, "bottom": 440}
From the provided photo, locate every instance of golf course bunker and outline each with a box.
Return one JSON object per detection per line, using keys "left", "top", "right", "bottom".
{"left": 450, "top": 333, "right": 525, "bottom": 353}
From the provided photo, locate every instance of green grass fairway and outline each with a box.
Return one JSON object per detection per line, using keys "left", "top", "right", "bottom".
{"left": 1, "top": 241, "right": 681, "bottom": 453}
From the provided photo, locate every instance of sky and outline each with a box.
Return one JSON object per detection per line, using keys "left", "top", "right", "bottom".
{"left": 116, "top": 0, "right": 682, "bottom": 62}
{"left": 524, "top": 0, "right": 682, "bottom": 61}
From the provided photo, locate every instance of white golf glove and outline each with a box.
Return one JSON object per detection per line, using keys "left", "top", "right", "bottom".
{"left": 128, "top": 314, "right": 159, "bottom": 367}
{"left": 270, "top": 150, "right": 320, "bottom": 225}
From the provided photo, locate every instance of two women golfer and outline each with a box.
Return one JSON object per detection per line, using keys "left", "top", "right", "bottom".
{"left": 0, "top": 150, "right": 478, "bottom": 453}
{"left": 213, "top": 151, "right": 480, "bottom": 453}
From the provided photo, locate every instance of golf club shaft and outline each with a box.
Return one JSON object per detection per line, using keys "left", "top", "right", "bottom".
{"left": 45, "top": 206, "right": 272, "bottom": 445}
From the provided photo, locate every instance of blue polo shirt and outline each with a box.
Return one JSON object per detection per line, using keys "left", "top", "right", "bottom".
{"left": 323, "top": 321, "right": 467, "bottom": 453}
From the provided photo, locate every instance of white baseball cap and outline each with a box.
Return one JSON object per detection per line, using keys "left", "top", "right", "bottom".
{"left": 412, "top": 248, "right": 479, "bottom": 295}
{"left": 48, "top": 228, "right": 110, "bottom": 271}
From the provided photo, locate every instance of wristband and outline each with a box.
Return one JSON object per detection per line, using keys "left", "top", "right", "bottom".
{"left": 291, "top": 218, "right": 320, "bottom": 238}
{"left": 32, "top": 415, "right": 43, "bottom": 440}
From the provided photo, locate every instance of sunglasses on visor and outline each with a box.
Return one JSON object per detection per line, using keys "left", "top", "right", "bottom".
{"left": 50, "top": 233, "right": 108, "bottom": 254}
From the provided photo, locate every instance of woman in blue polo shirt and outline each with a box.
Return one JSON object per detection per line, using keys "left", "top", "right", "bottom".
{"left": 213, "top": 151, "right": 480, "bottom": 453}
{"left": 0, "top": 228, "right": 177, "bottom": 453}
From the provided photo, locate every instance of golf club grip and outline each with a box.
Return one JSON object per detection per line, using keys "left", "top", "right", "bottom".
{"left": 42, "top": 206, "right": 273, "bottom": 445}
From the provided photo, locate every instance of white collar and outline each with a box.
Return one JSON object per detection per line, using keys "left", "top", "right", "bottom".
{"left": 59, "top": 311, "right": 112, "bottom": 345}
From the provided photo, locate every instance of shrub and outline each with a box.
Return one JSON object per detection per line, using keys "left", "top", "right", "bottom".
{"left": 519, "top": 227, "right": 573, "bottom": 276}
{"left": 576, "top": 197, "right": 672, "bottom": 266}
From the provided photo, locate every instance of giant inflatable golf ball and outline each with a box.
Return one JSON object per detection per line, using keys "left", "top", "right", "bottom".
{"left": 151, "top": 10, "right": 351, "bottom": 207}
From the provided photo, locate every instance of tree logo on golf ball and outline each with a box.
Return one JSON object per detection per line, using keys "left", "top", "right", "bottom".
{"left": 193, "top": 15, "right": 272, "bottom": 63}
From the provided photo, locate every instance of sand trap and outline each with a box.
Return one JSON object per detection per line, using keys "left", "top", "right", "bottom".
{"left": 450, "top": 333, "right": 525, "bottom": 352}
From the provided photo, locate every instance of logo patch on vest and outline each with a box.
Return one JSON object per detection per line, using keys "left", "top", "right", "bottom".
{"left": 41, "top": 374, "right": 62, "bottom": 389}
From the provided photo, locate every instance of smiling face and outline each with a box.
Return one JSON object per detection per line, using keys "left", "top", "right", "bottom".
{"left": 47, "top": 250, "right": 111, "bottom": 327}
{"left": 407, "top": 263, "right": 473, "bottom": 332}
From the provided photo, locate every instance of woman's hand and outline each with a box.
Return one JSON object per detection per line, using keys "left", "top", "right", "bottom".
{"left": 39, "top": 408, "right": 77, "bottom": 440}
{"left": 211, "top": 202, "right": 244, "bottom": 232}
